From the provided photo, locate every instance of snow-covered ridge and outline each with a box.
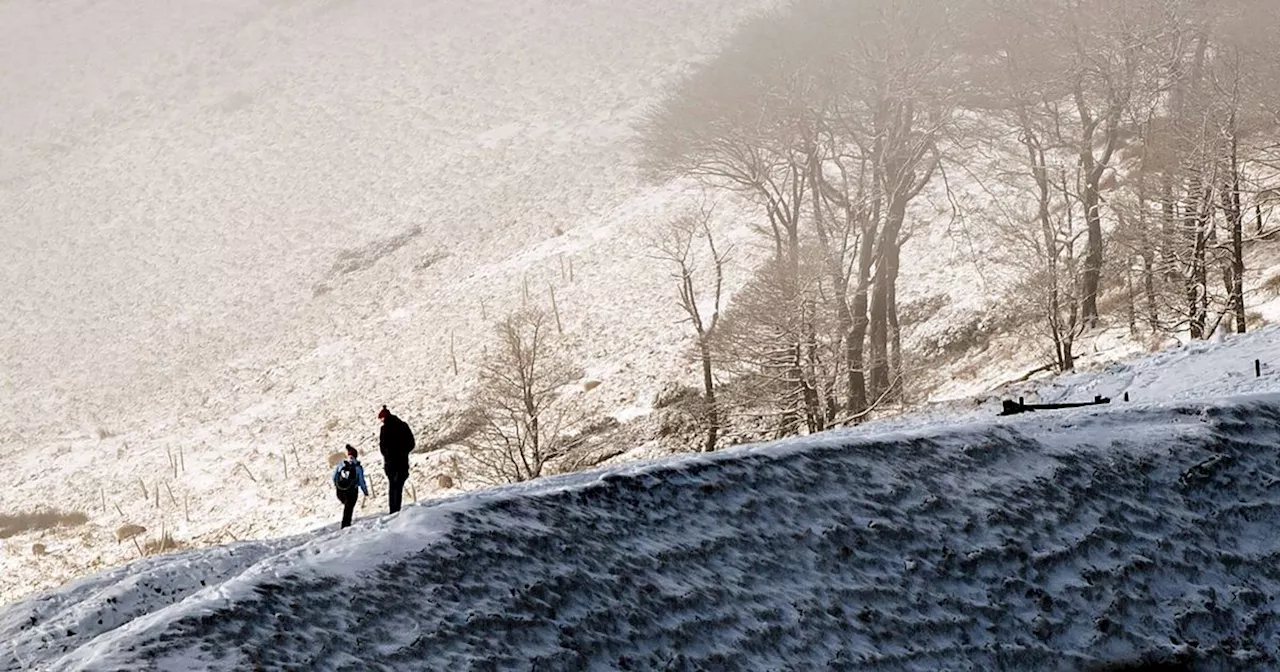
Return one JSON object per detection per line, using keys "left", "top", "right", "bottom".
{"left": 6, "top": 395, "right": 1280, "bottom": 670}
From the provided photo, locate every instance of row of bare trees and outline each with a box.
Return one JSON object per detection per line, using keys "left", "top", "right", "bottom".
{"left": 459, "top": 0, "right": 1280, "bottom": 478}
{"left": 643, "top": 0, "right": 965, "bottom": 442}
{"left": 969, "top": 0, "right": 1280, "bottom": 368}
{"left": 642, "top": 0, "right": 1280, "bottom": 445}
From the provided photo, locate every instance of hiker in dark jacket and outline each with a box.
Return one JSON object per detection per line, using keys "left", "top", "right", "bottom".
{"left": 332, "top": 444, "right": 369, "bottom": 529}
{"left": 378, "top": 405, "right": 415, "bottom": 514}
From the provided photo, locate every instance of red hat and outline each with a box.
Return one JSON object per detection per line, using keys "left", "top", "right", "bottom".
{"left": 377, "top": 405, "right": 389, "bottom": 419}
{"left": 345, "top": 444, "right": 358, "bottom": 457}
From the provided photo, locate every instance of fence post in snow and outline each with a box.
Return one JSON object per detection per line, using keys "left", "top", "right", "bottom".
{"left": 450, "top": 331, "right": 459, "bottom": 376}
{"left": 549, "top": 285, "right": 563, "bottom": 335}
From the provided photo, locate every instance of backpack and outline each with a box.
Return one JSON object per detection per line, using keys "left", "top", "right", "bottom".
{"left": 401, "top": 419, "right": 415, "bottom": 453}
{"left": 336, "top": 461, "right": 358, "bottom": 491}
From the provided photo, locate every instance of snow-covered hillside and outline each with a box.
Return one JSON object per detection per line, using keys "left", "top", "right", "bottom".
{"left": 0, "top": 0, "right": 776, "bottom": 439}
{"left": 0, "top": 0, "right": 1014, "bottom": 610}
{"left": 7, "top": 329, "right": 1280, "bottom": 669}
{"left": 10, "top": 0, "right": 1280, "bottom": 633}
{"left": 0, "top": 0, "right": 783, "bottom": 605}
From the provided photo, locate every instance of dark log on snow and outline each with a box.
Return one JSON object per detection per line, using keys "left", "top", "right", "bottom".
{"left": 1000, "top": 395, "right": 1111, "bottom": 416}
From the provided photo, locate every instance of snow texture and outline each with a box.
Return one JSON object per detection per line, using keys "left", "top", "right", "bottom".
{"left": 8, "top": 330, "right": 1280, "bottom": 669}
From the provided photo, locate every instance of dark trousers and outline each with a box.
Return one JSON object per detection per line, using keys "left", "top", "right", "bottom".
{"left": 386, "top": 469, "right": 408, "bottom": 514}
{"left": 337, "top": 489, "right": 358, "bottom": 528}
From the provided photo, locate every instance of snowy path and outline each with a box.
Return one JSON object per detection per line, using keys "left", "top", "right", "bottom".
{"left": 6, "top": 395, "right": 1280, "bottom": 670}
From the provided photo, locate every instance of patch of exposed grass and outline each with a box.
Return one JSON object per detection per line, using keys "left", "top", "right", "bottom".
{"left": 0, "top": 509, "right": 89, "bottom": 539}
{"left": 142, "top": 533, "right": 187, "bottom": 556}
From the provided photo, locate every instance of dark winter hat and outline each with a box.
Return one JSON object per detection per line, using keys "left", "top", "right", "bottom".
{"left": 377, "top": 405, "right": 389, "bottom": 419}
{"left": 346, "top": 444, "right": 358, "bottom": 458}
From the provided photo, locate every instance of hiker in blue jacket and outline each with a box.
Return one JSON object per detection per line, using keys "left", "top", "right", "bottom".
{"left": 332, "top": 444, "right": 369, "bottom": 529}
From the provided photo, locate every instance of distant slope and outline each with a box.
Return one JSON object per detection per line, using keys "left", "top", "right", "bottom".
{"left": 0, "top": 0, "right": 769, "bottom": 438}
{"left": 0, "top": 0, "right": 777, "bottom": 608}
{"left": 6, "top": 395, "right": 1280, "bottom": 670}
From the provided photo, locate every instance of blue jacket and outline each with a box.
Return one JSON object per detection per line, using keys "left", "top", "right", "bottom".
{"left": 332, "top": 459, "right": 369, "bottom": 496}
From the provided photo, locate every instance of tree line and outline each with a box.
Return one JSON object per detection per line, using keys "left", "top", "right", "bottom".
{"left": 462, "top": 0, "right": 1280, "bottom": 481}
{"left": 639, "top": 0, "right": 1280, "bottom": 450}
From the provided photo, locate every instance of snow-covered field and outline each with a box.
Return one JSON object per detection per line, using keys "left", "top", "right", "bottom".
{"left": 0, "top": 0, "right": 1010, "bottom": 609}
{"left": 0, "top": 0, "right": 781, "bottom": 605}
{"left": 7, "top": 328, "right": 1280, "bottom": 670}
{"left": 0, "top": 0, "right": 777, "bottom": 443}
{"left": 10, "top": 0, "right": 1280, "bottom": 655}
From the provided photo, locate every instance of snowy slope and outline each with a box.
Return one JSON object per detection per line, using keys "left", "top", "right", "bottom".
{"left": 0, "top": 0, "right": 778, "bottom": 605}
{"left": 1024, "top": 330, "right": 1280, "bottom": 407}
{"left": 8, "top": 0, "right": 1280, "bottom": 628}
{"left": 0, "top": 0, "right": 1000, "bottom": 611}
{"left": 8, "top": 332, "right": 1280, "bottom": 669}
{"left": 0, "top": 0, "right": 773, "bottom": 438}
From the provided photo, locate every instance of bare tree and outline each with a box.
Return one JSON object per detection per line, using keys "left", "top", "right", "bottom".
{"left": 1207, "top": 0, "right": 1280, "bottom": 333}
{"left": 1059, "top": 0, "right": 1181, "bottom": 326}
{"left": 1122, "top": 0, "right": 1280, "bottom": 340}
{"left": 802, "top": 0, "right": 955, "bottom": 401}
{"left": 651, "top": 205, "right": 731, "bottom": 452}
{"left": 464, "top": 309, "right": 583, "bottom": 484}
{"left": 642, "top": 0, "right": 957, "bottom": 426}
{"left": 713, "top": 247, "right": 839, "bottom": 437}
{"left": 640, "top": 7, "right": 827, "bottom": 434}
{"left": 961, "top": 0, "right": 1101, "bottom": 370}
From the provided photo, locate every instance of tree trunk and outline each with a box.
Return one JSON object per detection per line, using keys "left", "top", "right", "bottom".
{"left": 1081, "top": 181, "right": 1103, "bottom": 326}
{"left": 871, "top": 187, "right": 907, "bottom": 399}
{"left": 807, "top": 144, "right": 857, "bottom": 417}
{"left": 849, "top": 248, "right": 872, "bottom": 417}
{"left": 868, "top": 270, "right": 889, "bottom": 400}
{"left": 1187, "top": 181, "right": 1213, "bottom": 339}
{"left": 1125, "top": 259, "right": 1137, "bottom": 337}
{"left": 886, "top": 239, "right": 903, "bottom": 401}
{"left": 1063, "top": 301, "right": 1079, "bottom": 371}
{"left": 1141, "top": 250, "right": 1158, "bottom": 332}
{"left": 1161, "top": 178, "right": 1179, "bottom": 279}
{"left": 524, "top": 382, "right": 540, "bottom": 481}
{"left": 803, "top": 308, "right": 824, "bottom": 433}
{"left": 1224, "top": 117, "right": 1246, "bottom": 334}
{"left": 848, "top": 204, "right": 877, "bottom": 418}
{"left": 698, "top": 338, "right": 717, "bottom": 452}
